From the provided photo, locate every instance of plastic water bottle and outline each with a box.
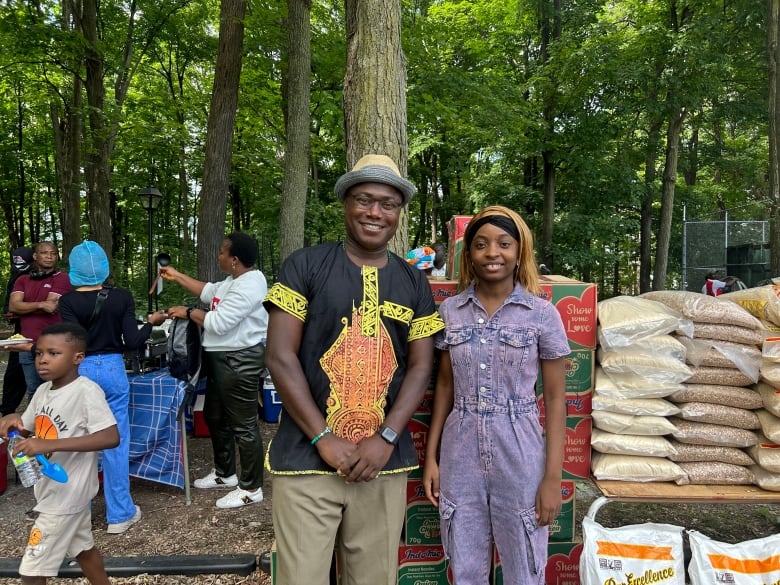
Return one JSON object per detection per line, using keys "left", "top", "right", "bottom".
{"left": 7, "top": 430, "right": 42, "bottom": 488}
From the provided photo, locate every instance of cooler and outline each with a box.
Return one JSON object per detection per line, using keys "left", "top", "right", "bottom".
{"left": 262, "top": 375, "right": 283, "bottom": 423}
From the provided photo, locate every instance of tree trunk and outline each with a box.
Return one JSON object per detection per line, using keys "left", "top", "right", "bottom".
{"left": 652, "top": 106, "right": 687, "bottom": 290}
{"left": 82, "top": 0, "right": 113, "bottom": 257}
{"left": 639, "top": 119, "right": 662, "bottom": 293}
{"left": 769, "top": 0, "right": 780, "bottom": 277}
{"left": 343, "top": 0, "right": 409, "bottom": 255}
{"left": 279, "top": 0, "right": 311, "bottom": 262}
{"left": 197, "top": 0, "right": 246, "bottom": 282}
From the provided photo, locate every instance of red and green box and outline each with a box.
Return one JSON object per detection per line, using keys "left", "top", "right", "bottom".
{"left": 446, "top": 215, "right": 472, "bottom": 280}
{"left": 405, "top": 480, "right": 441, "bottom": 545}
{"left": 407, "top": 412, "right": 431, "bottom": 479}
{"left": 397, "top": 544, "right": 452, "bottom": 585}
{"left": 549, "top": 480, "right": 576, "bottom": 543}
{"left": 539, "top": 415, "right": 592, "bottom": 480}
{"left": 536, "top": 348, "right": 594, "bottom": 417}
{"left": 538, "top": 276, "right": 598, "bottom": 350}
{"left": 429, "top": 279, "right": 459, "bottom": 305}
{"left": 492, "top": 541, "right": 583, "bottom": 585}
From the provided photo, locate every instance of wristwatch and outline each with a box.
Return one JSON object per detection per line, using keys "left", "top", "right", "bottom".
{"left": 377, "top": 425, "right": 399, "bottom": 446}
{"left": 186, "top": 307, "right": 195, "bottom": 319}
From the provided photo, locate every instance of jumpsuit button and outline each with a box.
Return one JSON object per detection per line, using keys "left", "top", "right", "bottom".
{"left": 480, "top": 363, "right": 486, "bottom": 370}
{"left": 480, "top": 338, "right": 487, "bottom": 344}
{"left": 478, "top": 318, "right": 484, "bottom": 324}
{"left": 479, "top": 402, "right": 487, "bottom": 408}
{"left": 479, "top": 387, "right": 487, "bottom": 393}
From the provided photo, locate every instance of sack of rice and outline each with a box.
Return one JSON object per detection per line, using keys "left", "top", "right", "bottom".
{"left": 598, "top": 296, "right": 692, "bottom": 349}
{"left": 592, "top": 393, "right": 680, "bottom": 417}
{"left": 675, "top": 461, "right": 755, "bottom": 485}
{"left": 760, "top": 338, "right": 780, "bottom": 387}
{"left": 691, "top": 322, "right": 764, "bottom": 346}
{"left": 592, "top": 410, "right": 677, "bottom": 436}
{"left": 689, "top": 530, "right": 780, "bottom": 584}
{"left": 642, "top": 290, "right": 763, "bottom": 330}
{"left": 677, "top": 402, "right": 760, "bottom": 430}
{"left": 755, "top": 381, "right": 780, "bottom": 417}
{"left": 746, "top": 434, "right": 780, "bottom": 473}
{"left": 595, "top": 366, "right": 682, "bottom": 399}
{"left": 667, "top": 439, "right": 755, "bottom": 466}
{"left": 590, "top": 428, "right": 677, "bottom": 458}
{"left": 750, "top": 465, "right": 780, "bottom": 491}
{"left": 676, "top": 336, "right": 761, "bottom": 382}
{"left": 598, "top": 348, "right": 693, "bottom": 385}
{"left": 756, "top": 408, "right": 780, "bottom": 443}
{"left": 581, "top": 512, "right": 685, "bottom": 585}
{"left": 685, "top": 365, "right": 754, "bottom": 387}
{"left": 720, "top": 283, "right": 780, "bottom": 326}
{"left": 668, "top": 384, "right": 763, "bottom": 409}
{"left": 591, "top": 452, "right": 686, "bottom": 482}
{"left": 670, "top": 417, "right": 759, "bottom": 448}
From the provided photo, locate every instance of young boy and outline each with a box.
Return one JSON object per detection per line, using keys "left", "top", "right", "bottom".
{"left": 0, "top": 322, "right": 119, "bottom": 585}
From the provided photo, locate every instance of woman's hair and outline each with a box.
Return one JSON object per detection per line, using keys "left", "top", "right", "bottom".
{"left": 226, "top": 232, "right": 259, "bottom": 267}
{"left": 458, "top": 205, "right": 540, "bottom": 295}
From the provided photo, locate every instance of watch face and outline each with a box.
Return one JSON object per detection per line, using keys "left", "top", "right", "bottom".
{"left": 380, "top": 426, "right": 398, "bottom": 445}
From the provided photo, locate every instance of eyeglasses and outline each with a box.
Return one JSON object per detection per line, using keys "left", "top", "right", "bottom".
{"left": 349, "top": 194, "right": 403, "bottom": 213}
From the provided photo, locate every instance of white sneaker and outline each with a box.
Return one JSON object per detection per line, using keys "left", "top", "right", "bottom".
{"left": 107, "top": 505, "right": 142, "bottom": 534}
{"left": 193, "top": 469, "right": 239, "bottom": 489}
{"left": 215, "top": 487, "right": 264, "bottom": 509}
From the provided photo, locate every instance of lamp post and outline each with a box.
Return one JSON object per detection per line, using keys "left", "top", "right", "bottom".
{"left": 137, "top": 185, "right": 162, "bottom": 314}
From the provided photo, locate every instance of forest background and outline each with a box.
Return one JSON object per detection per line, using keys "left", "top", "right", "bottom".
{"left": 0, "top": 0, "right": 778, "bottom": 306}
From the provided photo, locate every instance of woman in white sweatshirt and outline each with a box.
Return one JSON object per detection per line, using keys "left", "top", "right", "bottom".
{"left": 162, "top": 232, "right": 268, "bottom": 510}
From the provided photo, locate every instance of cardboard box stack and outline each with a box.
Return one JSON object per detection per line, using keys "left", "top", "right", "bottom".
{"left": 535, "top": 275, "right": 597, "bottom": 584}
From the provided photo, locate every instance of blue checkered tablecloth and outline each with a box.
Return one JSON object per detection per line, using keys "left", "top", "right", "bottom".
{"left": 128, "top": 368, "right": 187, "bottom": 488}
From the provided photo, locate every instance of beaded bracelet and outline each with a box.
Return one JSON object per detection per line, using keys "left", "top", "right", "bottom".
{"left": 310, "top": 426, "right": 331, "bottom": 445}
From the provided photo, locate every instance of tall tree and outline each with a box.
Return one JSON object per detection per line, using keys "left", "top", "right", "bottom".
{"left": 343, "top": 0, "right": 409, "bottom": 254}
{"left": 197, "top": 0, "right": 246, "bottom": 281}
{"left": 279, "top": 0, "right": 311, "bottom": 261}
{"left": 770, "top": 0, "right": 780, "bottom": 276}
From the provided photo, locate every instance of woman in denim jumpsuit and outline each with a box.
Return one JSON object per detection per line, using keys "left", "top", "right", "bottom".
{"left": 423, "top": 206, "right": 570, "bottom": 584}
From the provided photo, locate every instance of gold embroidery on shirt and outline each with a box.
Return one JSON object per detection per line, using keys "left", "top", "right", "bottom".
{"left": 383, "top": 301, "right": 414, "bottom": 323}
{"left": 265, "top": 283, "right": 308, "bottom": 322}
{"left": 321, "top": 310, "right": 397, "bottom": 443}
{"left": 409, "top": 313, "right": 446, "bottom": 341}
{"left": 361, "top": 265, "right": 379, "bottom": 337}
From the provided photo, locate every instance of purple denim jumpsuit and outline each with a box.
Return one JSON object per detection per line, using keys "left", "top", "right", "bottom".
{"left": 435, "top": 283, "right": 570, "bottom": 585}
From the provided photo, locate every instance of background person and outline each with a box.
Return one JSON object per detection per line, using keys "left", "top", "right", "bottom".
{"left": 422, "top": 205, "right": 570, "bottom": 585}
{"left": 264, "top": 154, "right": 445, "bottom": 585}
{"left": 161, "top": 232, "right": 268, "bottom": 510}
{"left": 59, "top": 240, "right": 166, "bottom": 534}
{"left": 0, "top": 322, "right": 119, "bottom": 585}
{"left": 702, "top": 270, "right": 727, "bottom": 296}
{"left": 430, "top": 242, "right": 447, "bottom": 277}
{"left": 9, "top": 242, "right": 72, "bottom": 398}
{"left": 1, "top": 246, "right": 35, "bottom": 416}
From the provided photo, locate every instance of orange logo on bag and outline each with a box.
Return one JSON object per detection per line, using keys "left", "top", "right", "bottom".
{"left": 596, "top": 541, "right": 676, "bottom": 560}
{"left": 707, "top": 553, "right": 780, "bottom": 574}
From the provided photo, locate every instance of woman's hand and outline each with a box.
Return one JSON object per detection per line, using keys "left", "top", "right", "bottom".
{"left": 147, "top": 311, "right": 167, "bottom": 326}
{"left": 166, "top": 305, "right": 188, "bottom": 320}
{"left": 535, "top": 475, "right": 562, "bottom": 526}
{"left": 422, "top": 459, "right": 440, "bottom": 507}
{"left": 159, "top": 266, "right": 182, "bottom": 281}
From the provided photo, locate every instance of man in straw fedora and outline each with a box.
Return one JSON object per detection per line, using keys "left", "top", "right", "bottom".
{"left": 264, "top": 154, "right": 445, "bottom": 585}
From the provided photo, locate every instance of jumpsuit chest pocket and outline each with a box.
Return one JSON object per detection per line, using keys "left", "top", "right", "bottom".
{"left": 444, "top": 328, "right": 476, "bottom": 367}
{"left": 498, "top": 327, "right": 536, "bottom": 367}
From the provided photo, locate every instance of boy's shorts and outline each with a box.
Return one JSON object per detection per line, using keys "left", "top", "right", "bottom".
{"left": 18, "top": 507, "right": 94, "bottom": 577}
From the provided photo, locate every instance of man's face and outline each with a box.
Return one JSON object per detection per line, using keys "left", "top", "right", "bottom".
{"left": 343, "top": 183, "right": 403, "bottom": 251}
{"left": 33, "top": 244, "right": 58, "bottom": 271}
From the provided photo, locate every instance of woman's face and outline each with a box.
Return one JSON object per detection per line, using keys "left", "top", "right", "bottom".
{"left": 218, "top": 239, "right": 234, "bottom": 273}
{"left": 467, "top": 222, "right": 519, "bottom": 285}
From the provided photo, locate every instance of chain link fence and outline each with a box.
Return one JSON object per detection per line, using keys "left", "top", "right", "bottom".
{"left": 683, "top": 219, "right": 770, "bottom": 292}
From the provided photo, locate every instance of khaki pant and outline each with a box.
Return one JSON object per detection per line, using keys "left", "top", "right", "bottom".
{"left": 272, "top": 472, "right": 407, "bottom": 585}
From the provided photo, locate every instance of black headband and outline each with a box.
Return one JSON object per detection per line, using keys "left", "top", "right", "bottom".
{"left": 465, "top": 215, "right": 520, "bottom": 248}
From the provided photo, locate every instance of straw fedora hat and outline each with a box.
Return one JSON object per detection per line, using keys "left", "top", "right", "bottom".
{"left": 333, "top": 154, "right": 416, "bottom": 205}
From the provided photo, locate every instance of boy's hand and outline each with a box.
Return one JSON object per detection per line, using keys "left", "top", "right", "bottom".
{"left": 12, "top": 437, "right": 46, "bottom": 458}
{"left": 0, "top": 414, "right": 25, "bottom": 439}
